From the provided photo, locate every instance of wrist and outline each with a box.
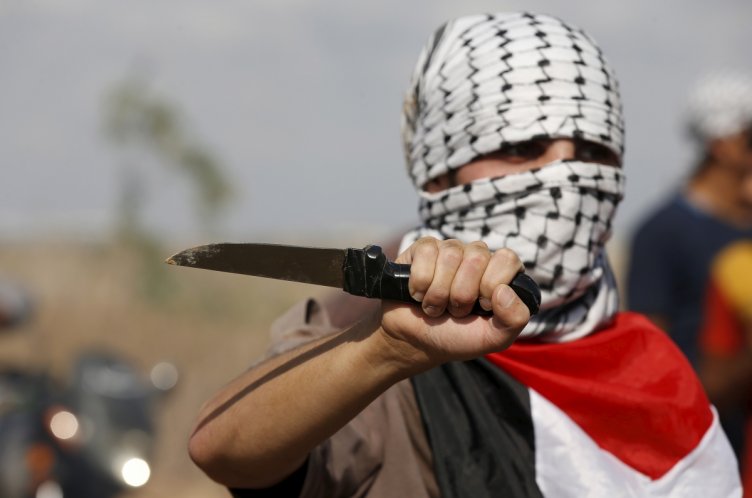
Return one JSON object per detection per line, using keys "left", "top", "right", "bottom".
{"left": 351, "top": 309, "right": 436, "bottom": 382}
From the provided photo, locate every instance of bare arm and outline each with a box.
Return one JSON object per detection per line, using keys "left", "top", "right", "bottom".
{"left": 188, "top": 238, "right": 531, "bottom": 489}
{"left": 188, "top": 311, "right": 408, "bottom": 488}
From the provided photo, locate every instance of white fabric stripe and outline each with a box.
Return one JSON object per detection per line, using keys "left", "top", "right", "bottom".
{"left": 530, "top": 389, "right": 741, "bottom": 497}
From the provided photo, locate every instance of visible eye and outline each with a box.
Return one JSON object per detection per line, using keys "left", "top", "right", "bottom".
{"left": 422, "top": 172, "right": 455, "bottom": 192}
{"left": 575, "top": 141, "right": 621, "bottom": 167}
{"left": 492, "top": 139, "right": 550, "bottom": 163}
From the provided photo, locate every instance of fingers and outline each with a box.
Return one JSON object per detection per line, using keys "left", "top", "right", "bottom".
{"left": 401, "top": 237, "right": 526, "bottom": 319}
{"left": 489, "top": 284, "right": 532, "bottom": 334}
{"left": 405, "top": 238, "right": 464, "bottom": 317}
{"left": 479, "top": 248, "right": 525, "bottom": 311}
{"left": 400, "top": 237, "right": 439, "bottom": 304}
{"left": 448, "top": 241, "right": 490, "bottom": 317}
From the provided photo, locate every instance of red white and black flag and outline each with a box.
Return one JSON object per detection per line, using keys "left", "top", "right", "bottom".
{"left": 412, "top": 313, "right": 741, "bottom": 497}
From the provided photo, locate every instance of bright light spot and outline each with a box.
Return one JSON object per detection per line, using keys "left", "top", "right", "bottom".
{"left": 50, "top": 410, "right": 79, "bottom": 440}
{"left": 150, "top": 362, "right": 179, "bottom": 391}
{"left": 36, "top": 480, "right": 63, "bottom": 498}
{"left": 121, "top": 457, "right": 151, "bottom": 487}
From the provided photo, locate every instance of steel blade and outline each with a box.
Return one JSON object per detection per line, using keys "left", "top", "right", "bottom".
{"left": 166, "top": 243, "right": 346, "bottom": 288}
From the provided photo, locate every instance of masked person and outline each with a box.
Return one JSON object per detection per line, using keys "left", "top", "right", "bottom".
{"left": 627, "top": 70, "right": 752, "bottom": 370}
{"left": 188, "top": 13, "right": 741, "bottom": 497}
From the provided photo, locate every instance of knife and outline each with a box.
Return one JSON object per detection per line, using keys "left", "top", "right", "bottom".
{"left": 166, "top": 243, "right": 540, "bottom": 316}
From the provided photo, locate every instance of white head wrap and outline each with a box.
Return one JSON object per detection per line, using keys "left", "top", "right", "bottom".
{"left": 399, "top": 13, "right": 625, "bottom": 342}
{"left": 686, "top": 70, "right": 752, "bottom": 142}
{"left": 402, "top": 12, "right": 624, "bottom": 189}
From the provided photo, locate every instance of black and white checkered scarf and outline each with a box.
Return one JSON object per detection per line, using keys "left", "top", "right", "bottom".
{"left": 399, "top": 13, "right": 625, "bottom": 342}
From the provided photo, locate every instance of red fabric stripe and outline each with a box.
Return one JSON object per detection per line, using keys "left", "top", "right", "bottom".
{"left": 486, "top": 312, "right": 713, "bottom": 479}
{"left": 700, "top": 277, "right": 745, "bottom": 355}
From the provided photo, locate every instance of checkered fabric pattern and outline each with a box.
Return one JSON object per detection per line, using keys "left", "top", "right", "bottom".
{"left": 402, "top": 12, "right": 624, "bottom": 189}
{"left": 399, "top": 13, "right": 625, "bottom": 342}
{"left": 401, "top": 161, "right": 623, "bottom": 341}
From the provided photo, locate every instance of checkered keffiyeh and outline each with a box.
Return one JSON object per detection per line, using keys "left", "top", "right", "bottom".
{"left": 402, "top": 12, "right": 624, "bottom": 189}
{"left": 399, "top": 13, "right": 625, "bottom": 341}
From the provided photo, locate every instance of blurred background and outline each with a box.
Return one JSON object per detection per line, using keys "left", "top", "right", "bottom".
{"left": 1, "top": 0, "right": 750, "bottom": 496}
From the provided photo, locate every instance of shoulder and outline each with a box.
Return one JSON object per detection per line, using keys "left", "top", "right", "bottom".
{"left": 632, "top": 195, "right": 689, "bottom": 237}
{"left": 629, "top": 195, "right": 692, "bottom": 251}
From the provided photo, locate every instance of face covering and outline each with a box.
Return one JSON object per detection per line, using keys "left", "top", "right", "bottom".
{"left": 400, "top": 160, "right": 624, "bottom": 342}
{"left": 399, "top": 13, "right": 626, "bottom": 341}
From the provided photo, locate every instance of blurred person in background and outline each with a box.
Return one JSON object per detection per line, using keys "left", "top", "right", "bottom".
{"left": 698, "top": 173, "right": 752, "bottom": 495}
{"left": 627, "top": 70, "right": 752, "bottom": 370}
{"left": 188, "top": 13, "right": 740, "bottom": 497}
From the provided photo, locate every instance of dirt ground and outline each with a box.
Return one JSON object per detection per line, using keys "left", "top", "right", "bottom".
{"left": 0, "top": 239, "right": 322, "bottom": 498}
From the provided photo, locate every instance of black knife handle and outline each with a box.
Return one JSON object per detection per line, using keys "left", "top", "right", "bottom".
{"left": 342, "top": 245, "right": 540, "bottom": 316}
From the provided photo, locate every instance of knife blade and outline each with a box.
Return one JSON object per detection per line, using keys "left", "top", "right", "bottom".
{"left": 166, "top": 243, "right": 540, "bottom": 315}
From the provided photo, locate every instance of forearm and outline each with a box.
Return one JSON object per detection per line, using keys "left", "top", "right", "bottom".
{"left": 188, "top": 238, "right": 532, "bottom": 489}
{"left": 188, "top": 313, "right": 410, "bottom": 489}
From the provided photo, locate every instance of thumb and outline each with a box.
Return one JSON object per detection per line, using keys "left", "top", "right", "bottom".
{"left": 489, "top": 284, "right": 531, "bottom": 340}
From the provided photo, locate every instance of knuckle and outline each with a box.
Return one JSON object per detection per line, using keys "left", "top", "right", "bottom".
{"left": 410, "top": 272, "right": 432, "bottom": 293}
{"left": 478, "top": 278, "right": 496, "bottom": 299}
{"left": 442, "top": 238, "right": 464, "bottom": 248}
{"left": 451, "top": 287, "right": 477, "bottom": 307}
{"left": 468, "top": 240, "right": 489, "bottom": 251}
{"left": 425, "top": 286, "right": 450, "bottom": 306}
{"left": 416, "top": 235, "right": 440, "bottom": 246}
{"left": 414, "top": 237, "right": 440, "bottom": 257}
{"left": 493, "top": 247, "right": 522, "bottom": 269}
{"left": 439, "top": 244, "right": 464, "bottom": 268}
{"left": 464, "top": 249, "right": 490, "bottom": 272}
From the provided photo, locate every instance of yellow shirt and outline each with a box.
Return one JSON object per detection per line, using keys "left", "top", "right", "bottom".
{"left": 712, "top": 240, "right": 752, "bottom": 322}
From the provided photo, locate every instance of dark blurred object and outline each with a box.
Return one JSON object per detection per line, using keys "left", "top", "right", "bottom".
{"left": 59, "top": 351, "right": 178, "bottom": 498}
{"left": 0, "top": 368, "right": 67, "bottom": 498}
{"left": 0, "top": 351, "right": 178, "bottom": 498}
{"left": 0, "top": 279, "right": 34, "bottom": 330}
